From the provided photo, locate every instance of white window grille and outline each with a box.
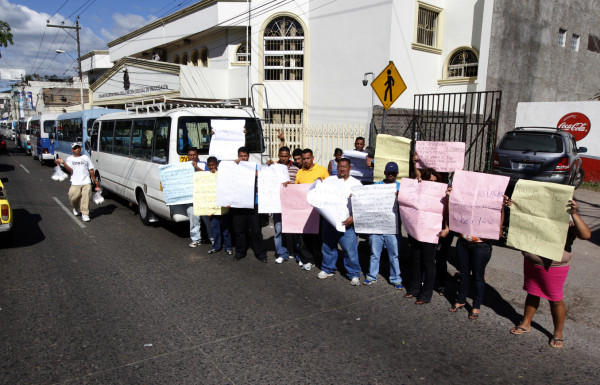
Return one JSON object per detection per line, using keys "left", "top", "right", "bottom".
{"left": 417, "top": 5, "right": 439, "bottom": 47}
{"left": 236, "top": 42, "right": 251, "bottom": 63}
{"left": 558, "top": 28, "right": 567, "bottom": 47}
{"left": 264, "top": 109, "right": 303, "bottom": 125}
{"left": 264, "top": 16, "right": 304, "bottom": 81}
{"left": 447, "top": 49, "right": 478, "bottom": 78}
{"left": 570, "top": 34, "right": 580, "bottom": 51}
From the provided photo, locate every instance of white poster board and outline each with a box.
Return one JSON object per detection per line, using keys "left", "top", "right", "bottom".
{"left": 307, "top": 179, "right": 348, "bottom": 232}
{"left": 209, "top": 119, "right": 245, "bottom": 160}
{"left": 216, "top": 161, "right": 256, "bottom": 209}
{"left": 258, "top": 164, "right": 290, "bottom": 213}
{"left": 351, "top": 183, "right": 398, "bottom": 234}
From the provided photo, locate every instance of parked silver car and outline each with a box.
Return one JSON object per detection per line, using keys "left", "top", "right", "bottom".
{"left": 493, "top": 127, "right": 587, "bottom": 192}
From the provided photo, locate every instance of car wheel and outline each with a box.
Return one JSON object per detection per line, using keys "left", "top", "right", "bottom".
{"left": 137, "top": 192, "right": 153, "bottom": 226}
{"left": 574, "top": 168, "right": 584, "bottom": 189}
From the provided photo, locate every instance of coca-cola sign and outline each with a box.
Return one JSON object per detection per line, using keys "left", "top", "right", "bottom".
{"left": 557, "top": 112, "right": 591, "bottom": 141}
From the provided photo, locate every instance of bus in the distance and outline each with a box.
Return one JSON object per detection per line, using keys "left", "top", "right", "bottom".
{"left": 29, "top": 113, "right": 60, "bottom": 165}
{"left": 90, "top": 98, "right": 266, "bottom": 225}
{"left": 54, "top": 108, "right": 124, "bottom": 160}
{"left": 16, "top": 117, "right": 33, "bottom": 153}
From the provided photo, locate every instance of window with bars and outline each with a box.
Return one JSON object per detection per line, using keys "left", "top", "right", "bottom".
{"left": 570, "top": 34, "right": 580, "bottom": 51}
{"left": 447, "top": 49, "right": 478, "bottom": 78}
{"left": 588, "top": 34, "right": 600, "bottom": 53}
{"left": 557, "top": 28, "right": 567, "bottom": 47}
{"left": 264, "top": 109, "right": 303, "bottom": 125}
{"left": 417, "top": 4, "right": 439, "bottom": 47}
{"left": 263, "top": 16, "right": 304, "bottom": 81}
{"left": 236, "top": 42, "right": 251, "bottom": 63}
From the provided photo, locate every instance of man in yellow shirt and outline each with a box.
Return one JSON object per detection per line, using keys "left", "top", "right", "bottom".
{"left": 293, "top": 149, "right": 329, "bottom": 270}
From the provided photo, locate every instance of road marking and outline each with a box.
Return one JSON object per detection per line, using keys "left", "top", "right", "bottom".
{"left": 19, "top": 164, "right": 30, "bottom": 174}
{"left": 52, "top": 197, "right": 86, "bottom": 229}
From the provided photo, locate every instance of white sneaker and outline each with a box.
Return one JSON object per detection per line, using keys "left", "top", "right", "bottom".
{"left": 275, "top": 257, "right": 285, "bottom": 264}
{"left": 298, "top": 260, "right": 304, "bottom": 267}
{"left": 302, "top": 263, "right": 313, "bottom": 271}
{"left": 189, "top": 241, "right": 200, "bottom": 248}
{"left": 82, "top": 214, "right": 90, "bottom": 222}
{"left": 350, "top": 277, "right": 360, "bottom": 286}
{"left": 317, "top": 271, "right": 333, "bottom": 279}
{"left": 73, "top": 209, "right": 80, "bottom": 216}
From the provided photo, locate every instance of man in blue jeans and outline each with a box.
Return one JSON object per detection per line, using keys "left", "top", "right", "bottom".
{"left": 363, "top": 162, "right": 403, "bottom": 290}
{"left": 316, "top": 158, "right": 363, "bottom": 285}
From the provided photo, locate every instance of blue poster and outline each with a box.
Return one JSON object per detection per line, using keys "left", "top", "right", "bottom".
{"left": 159, "top": 162, "right": 195, "bottom": 205}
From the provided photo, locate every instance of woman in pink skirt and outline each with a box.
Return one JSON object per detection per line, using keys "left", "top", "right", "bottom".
{"left": 509, "top": 199, "right": 591, "bottom": 348}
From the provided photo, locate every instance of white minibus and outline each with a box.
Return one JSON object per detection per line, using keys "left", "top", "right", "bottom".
{"left": 90, "top": 99, "right": 267, "bottom": 225}
{"left": 29, "top": 113, "right": 60, "bottom": 164}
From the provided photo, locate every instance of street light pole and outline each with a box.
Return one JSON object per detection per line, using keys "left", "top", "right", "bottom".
{"left": 48, "top": 17, "right": 85, "bottom": 111}
{"left": 363, "top": 72, "right": 375, "bottom": 145}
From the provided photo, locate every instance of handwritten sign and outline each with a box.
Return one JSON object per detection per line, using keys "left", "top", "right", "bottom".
{"left": 307, "top": 179, "right": 349, "bottom": 232}
{"left": 449, "top": 170, "right": 509, "bottom": 240}
{"left": 351, "top": 184, "right": 398, "bottom": 234}
{"left": 193, "top": 172, "right": 227, "bottom": 216}
{"left": 159, "top": 162, "right": 194, "bottom": 205}
{"left": 281, "top": 184, "right": 320, "bottom": 234}
{"left": 415, "top": 141, "right": 465, "bottom": 172}
{"left": 373, "top": 134, "right": 411, "bottom": 181}
{"left": 343, "top": 150, "right": 374, "bottom": 182}
{"left": 397, "top": 178, "right": 447, "bottom": 243}
{"left": 507, "top": 180, "right": 573, "bottom": 261}
{"left": 209, "top": 119, "right": 245, "bottom": 160}
{"left": 216, "top": 161, "right": 256, "bottom": 209}
{"left": 258, "top": 164, "right": 290, "bottom": 213}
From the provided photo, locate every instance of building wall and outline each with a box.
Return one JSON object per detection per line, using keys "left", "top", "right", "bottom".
{"left": 307, "top": 0, "right": 488, "bottom": 126}
{"left": 486, "top": 0, "right": 600, "bottom": 137}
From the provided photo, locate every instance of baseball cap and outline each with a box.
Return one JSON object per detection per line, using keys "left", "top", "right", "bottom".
{"left": 71, "top": 142, "right": 82, "bottom": 149}
{"left": 384, "top": 162, "right": 399, "bottom": 173}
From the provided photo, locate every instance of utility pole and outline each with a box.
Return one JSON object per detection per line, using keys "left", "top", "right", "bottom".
{"left": 47, "top": 17, "right": 85, "bottom": 111}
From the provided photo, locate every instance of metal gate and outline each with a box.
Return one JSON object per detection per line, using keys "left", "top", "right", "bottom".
{"left": 411, "top": 91, "right": 502, "bottom": 173}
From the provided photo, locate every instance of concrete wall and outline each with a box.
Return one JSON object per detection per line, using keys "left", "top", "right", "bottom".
{"left": 486, "top": 0, "right": 600, "bottom": 138}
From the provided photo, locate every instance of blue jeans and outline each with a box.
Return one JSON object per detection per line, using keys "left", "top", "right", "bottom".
{"left": 456, "top": 238, "right": 492, "bottom": 309}
{"left": 321, "top": 221, "right": 361, "bottom": 279}
{"left": 273, "top": 213, "right": 289, "bottom": 259}
{"left": 186, "top": 204, "right": 201, "bottom": 242}
{"left": 367, "top": 234, "right": 402, "bottom": 284}
{"left": 210, "top": 214, "right": 232, "bottom": 251}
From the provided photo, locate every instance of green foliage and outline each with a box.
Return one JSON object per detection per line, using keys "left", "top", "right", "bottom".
{"left": 0, "top": 20, "right": 14, "bottom": 48}
{"left": 581, "top": 182, "right": 600, "bottom": 192}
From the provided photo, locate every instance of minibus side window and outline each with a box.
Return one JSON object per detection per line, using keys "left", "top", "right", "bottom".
{"left": 153, "top": 117, "right": 170, "bottom": 164}
{"left": 100, "top": 121, "right": 115, "bottom": 153}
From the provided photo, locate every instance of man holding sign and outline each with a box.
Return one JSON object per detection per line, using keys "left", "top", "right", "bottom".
{"left": 316, "top": 158, "right": 363, "bottom": 285}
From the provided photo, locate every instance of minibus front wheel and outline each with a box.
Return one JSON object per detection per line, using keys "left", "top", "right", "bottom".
{"left": 137, "top": 191, "right": 155, "bottom": 226}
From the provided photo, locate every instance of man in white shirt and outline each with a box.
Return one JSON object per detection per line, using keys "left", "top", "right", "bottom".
{"left": 317, "top": 158, "right": 363, "bottom": 285}
{"left": 56, "top": 142, "right": 99, "bottom": 222}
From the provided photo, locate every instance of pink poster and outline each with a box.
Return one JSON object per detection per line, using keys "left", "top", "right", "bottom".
{"left": 397, "top": 179, "right": 448, "bottom": 244}
{"left": 415, "top": 141, "right": 465, "bottom": 172}
{"left": 449, "top": 170, "right": 509, "bottom": 240}
{"left": 281, "top": 184, "right": 320, "bottom": 234}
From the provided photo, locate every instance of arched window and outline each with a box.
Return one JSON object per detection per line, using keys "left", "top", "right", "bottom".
{"left": 446, "top": 48, "right": 478, "bottom": 78}
{"left": 263, "top": 16, "right": 304, "bottom": 80}
{"left": 200, "top": 48, "right": 208, "bottom": 67}
{"left": 181, "top": 52, "right": 188, "bottom": 65}
{"left": 172, "top": 54, "right": 180, "bottom": 64}
{"left": 191, "top": 50, "right": 199, "bottom": 66}
{"left": 236, "top": 42, "right": 251, "bottom": 63}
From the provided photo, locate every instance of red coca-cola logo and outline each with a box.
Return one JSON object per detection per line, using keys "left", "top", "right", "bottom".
{"left": 557, "top": 112, "right": 591, "bottom": 141}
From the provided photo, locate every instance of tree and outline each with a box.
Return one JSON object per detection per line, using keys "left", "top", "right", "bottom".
{"left": 0, "top": 20, "right": 14, "bottom": 48}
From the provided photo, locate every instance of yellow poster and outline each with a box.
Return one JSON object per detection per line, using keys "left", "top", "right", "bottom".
{"left": 193, "top": 172, "right": 227, "bottom": 216}
{"left": 506, "top": 180, "right": 574, "bottom": 261}
{"left": 373, "top": 134, "right": 411, "bottom": 181}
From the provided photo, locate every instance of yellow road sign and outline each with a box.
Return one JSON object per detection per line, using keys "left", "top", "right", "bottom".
{"left": 371, "top": 61, "right": 406, "bottom": 110}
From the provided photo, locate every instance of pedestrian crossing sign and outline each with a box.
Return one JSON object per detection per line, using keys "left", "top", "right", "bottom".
{"left": 371, "top": 61, "right": 406, "bottom": 110}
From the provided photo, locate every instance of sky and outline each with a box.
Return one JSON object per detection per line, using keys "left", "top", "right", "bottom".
{"left": 0, "top": 0, "right": 202, "bottom": 89}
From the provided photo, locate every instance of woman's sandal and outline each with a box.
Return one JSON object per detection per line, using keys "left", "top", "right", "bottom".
{"left": 468, "top": 311, "right": 480, "bottom": 320}
{"left": 510, "top": 326, "right": 531, "bottom": 335}
{"left": 549, "top": 337, "right": 564, "bottom": 349}
{"left": 448, "top": 304, "right": 465, "bottom": 312}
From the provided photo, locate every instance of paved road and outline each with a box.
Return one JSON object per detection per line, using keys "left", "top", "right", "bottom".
{"left": 1, "top": 141, "right": 599, "bottom": 384}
